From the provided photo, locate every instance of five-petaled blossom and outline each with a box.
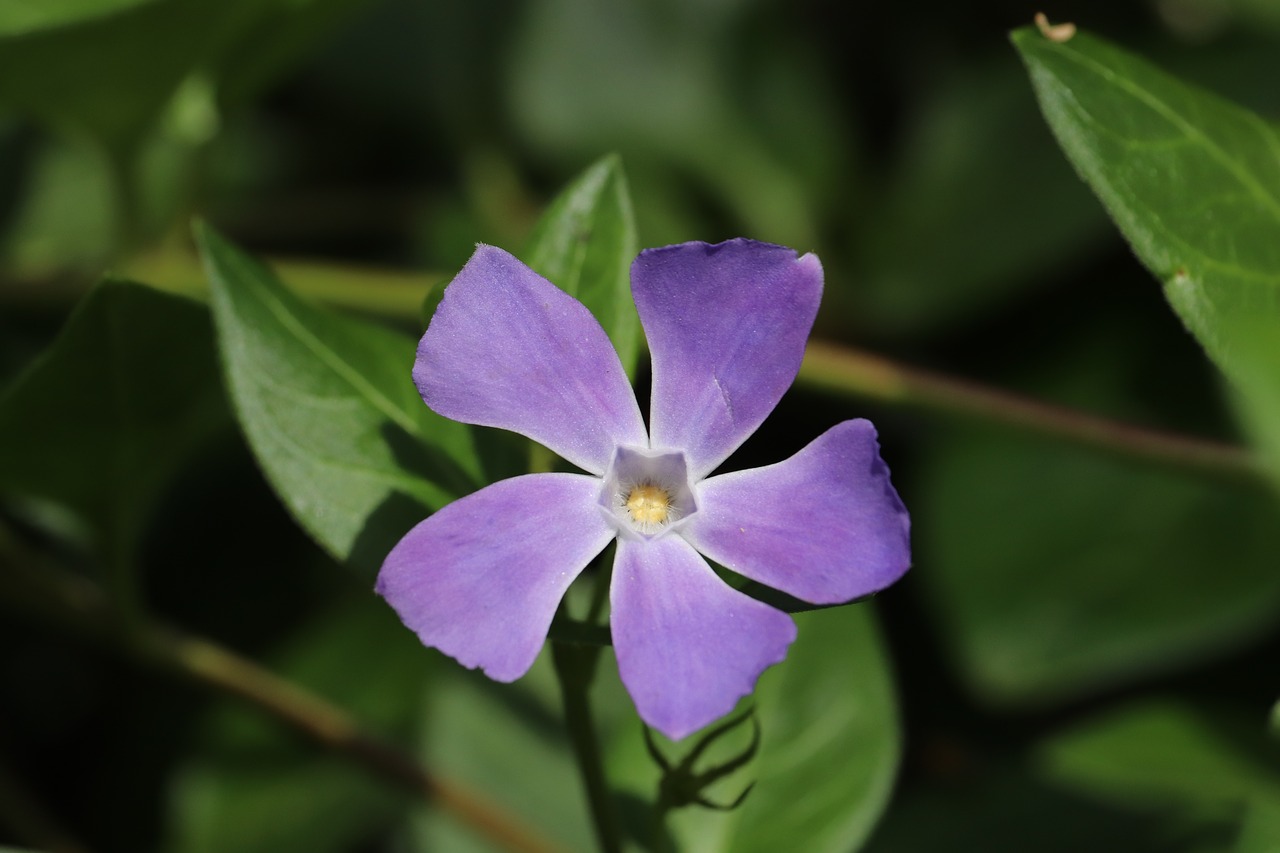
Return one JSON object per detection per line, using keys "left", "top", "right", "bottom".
{"left": 377, "top": 239, "right": 911, "bottom": 740}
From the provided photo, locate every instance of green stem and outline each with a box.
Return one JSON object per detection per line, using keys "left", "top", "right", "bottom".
{"left": 551, "top": 639, "right": 623, "bottom": 853}
{"left": 799, "top": 341, "right": 1266, "bottom": 482}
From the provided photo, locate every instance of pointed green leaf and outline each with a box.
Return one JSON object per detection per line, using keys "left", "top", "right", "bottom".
{"left": 197, "top": 223, "right": 480, "bottom": 576}
{"left": 524, "top": 154, "right": 641, "bottom": 377}
{"left": 0, "top": 279, "right": 224, "bottom": 561}
{"left": 1014, "top": 27, "right": 1280, "bottom": 486}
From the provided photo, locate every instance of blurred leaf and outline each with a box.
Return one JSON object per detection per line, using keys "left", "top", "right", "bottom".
{"left": 855, "top": 60, "right": 1110, "bottom": 336}
{"left": 167, "top": 596, "right": 430, "bottom": 853}
{"left": 921, "top": 421, "right": 1280, "bottom": 706}
{"left": 524, "top": 154, "right": 641, "bottom": 378}
{"left": 1014, "top": 27, "right": 1280, "bottom": 489}
{"left": 631, "top": 607, "right": 900, "bottom": 853}
{"left": 0, "top": 0, "right": 369, "bottom": 153}
{"left": 1037, "top": 700, "right": 1280, "bottom": 816}
{"left": 197, "top": 223, "right": 481, "bottom": 576}
{"left": 863, "top": 762, "right": 1169, "bottom": 853}
{"left": 0, "top": 279, "right": 224, "bottom": 562}
{"left": 414, "top": 655, "right": 596, "bottom": 852}
{"left": 0, "top": 0, "right": 242, "bottom": 150}
{"left": 1236, "top": 799, "right": 1280, "bottom": 853}
{"left": 1, "top": 136, "right": 115, "bottom": 275}
{"left": 508, "top": 0, "right": 828, "bottom": 247}
{"left": 0, "top": 0, "right": 161, "bottom": 36}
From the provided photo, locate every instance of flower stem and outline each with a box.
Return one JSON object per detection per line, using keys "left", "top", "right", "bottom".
{"left": 551, "top": 632, "right": 622, "bottom": 853}
{"left": 799, "top": 341, "right": 1267, "bottom": 482}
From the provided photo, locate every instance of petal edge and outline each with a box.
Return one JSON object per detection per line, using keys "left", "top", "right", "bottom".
{"left": 416, "top": 245, "right": 647, "bottom": 475}
{"left": 683, "top": 419, "right": 910, "bottom": 604}
{"left": 377, "top": 473, "right": 614, "bottom": 681}
{"left": 610, "top": 535, "right": 796, "bottom": 740}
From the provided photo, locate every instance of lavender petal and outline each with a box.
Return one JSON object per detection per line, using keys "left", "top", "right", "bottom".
{"left": 417, "top": 245, "right": 647, "bottom": 475}
{"left": 684, "top": 419, "right": 911, "bottom": 604}
{"left": 632, "top": 240, "right": 822, "bottom": 479}
{"left": 376, "top": 473, "right": 614, "bottom": 681}
{"left": 610, "top": 534, "right": 797, "bottom": 740}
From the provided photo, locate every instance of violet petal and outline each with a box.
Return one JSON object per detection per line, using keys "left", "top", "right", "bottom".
{"left": 683, "top": 419, "right": 911, "bottom": 604}
{"left": 610, "top": 534, "right": 797, "bottom": 740}
{"left": 376, "top": 473, "right": 614, "bottom": 681}
{"left": 632, "top": 240, "right": 822, "bottom": 479}
{"left": 416, "top": 245, "right": 647, "bottom": 475}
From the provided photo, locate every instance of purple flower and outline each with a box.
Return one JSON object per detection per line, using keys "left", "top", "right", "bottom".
{"left": 377, "top": 239, "right": 910, "bottom": 740}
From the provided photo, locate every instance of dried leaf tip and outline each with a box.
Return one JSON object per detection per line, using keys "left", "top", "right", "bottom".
{"left": 1034, "top": 12, "right": 1077, "bottom": 42}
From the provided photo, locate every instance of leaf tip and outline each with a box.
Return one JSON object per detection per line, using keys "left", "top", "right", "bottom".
{"left": 1034, "top": 12, "right": 1077, "bottom": 42}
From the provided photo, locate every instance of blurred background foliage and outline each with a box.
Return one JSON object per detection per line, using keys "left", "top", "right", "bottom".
{"left": 1, "top": 0, "right": 1279, "bottom": 850}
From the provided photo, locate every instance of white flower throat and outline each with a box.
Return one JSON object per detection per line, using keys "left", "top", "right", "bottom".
{"left": 601, "top": 447, "right": 697, "bottom": 539}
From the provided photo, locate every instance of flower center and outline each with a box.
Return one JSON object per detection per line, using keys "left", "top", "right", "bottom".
{"left": 600, "top": 446, "right": 697, "bottom": 539}
{"left": 625, "top": 483, "right": 672, "bottom": 525}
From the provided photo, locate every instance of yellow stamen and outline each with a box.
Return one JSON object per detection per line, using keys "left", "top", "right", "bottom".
{"left": 625, "top": 483, "right": 671, "bottom": 525}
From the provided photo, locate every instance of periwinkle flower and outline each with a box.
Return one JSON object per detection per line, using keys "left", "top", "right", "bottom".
{"left": 377, "top": 239, "right": 910, "bottom": 740}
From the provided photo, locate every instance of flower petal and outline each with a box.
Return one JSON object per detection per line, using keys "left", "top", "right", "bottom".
{"left": 376, "top": 473, "right": 614, "bottom": 681}
{"left": 632, "top": 240, "right": 822, "bottom": 478}
{"left": 416, "top": 245, "right": 647, "bottom": 475}
{"left": 683, "top": 419, "right": 911, "bottom": 604}
{"left": 610, "top": 534, "right": 796, "bottom": 740}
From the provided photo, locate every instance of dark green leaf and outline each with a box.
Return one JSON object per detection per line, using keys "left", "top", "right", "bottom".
{"left": 1037, "top": 700, "right": 1280, "bottom": 815}
{"left": 0, "top": 0, "right": 242, "bottom": 149}
{"left": 0, "top": 0, "right": 365, "bottom": 152}
{"left": 524, "top": 154, "right": 641, "bottom": 377}
{"left": 197, "top": 223, "right": 481, "bottom": 576}
{"left": 855, "top": 59, "right": 1111, "bottom": 336}
{"left": 167, "top": 597, "right": 431, "bottom": 853}
{"left": 1014, "top": 27, "right": 1280, "bottom": 487}
{"left": 414, "top": 657, "right": 596, "bottom": 852}
{"left": 0, "top": 0, "right": 160, "bottom": 37}
{"left": 920, "top": 423, "right": 1280, "bottom": 706}
{"left": 0, "top": 279, "right": 225, "bottom": 562}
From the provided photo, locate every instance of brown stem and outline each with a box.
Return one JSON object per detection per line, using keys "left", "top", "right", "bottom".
{"left": 799, "top": 341, "right": 1266, "bottom": 482}
{"left": 0, "top": 539, "right": 564, "bottom": 853}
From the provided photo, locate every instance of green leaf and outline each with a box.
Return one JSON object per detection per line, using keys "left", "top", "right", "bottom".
{"left": 0, "top": 0, "right": 364, "bottom": 154}
{"left": 523, "top": 154, "right": 641, "bottom": 377}
{"left": 413, "top": 655, "right": 596, "bottom": 852}
{"left": 721, "top": 607, "right": 900, "bottom": 853}
{"left": 1013, "top": 27, "right": 1280, "bottom": 488}
{"left": 0, "top": 279, "right": 224, "bottom": 562}
{"left": 197, "top": 223, "right": 481, "bottom": 576}
{"left": 920, "top": 423, "right": 1280, "bottom": 706}
{"left": 624, "top": 607, "right": 900, "bottom": 853}
{"left": 1037, "top": 700, "right": 1280, "bottom": 815}
{"left": 1236, "top": 799, "right": 1280, "bottom": 853}
{"left": 0, "top": 0, "right": 240, "bottom": 149}
{"left": 167, "top": 597, "right": 431, "bottom": 853}
{"left": 856, "top": 59, "right": 1111, "bottom": 336}
{"left": 0, "top": 0, "right": 161, "bottom": 36}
